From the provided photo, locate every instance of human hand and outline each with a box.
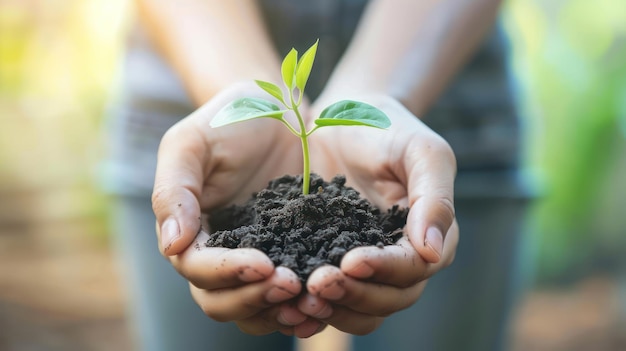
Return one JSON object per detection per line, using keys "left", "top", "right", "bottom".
{"left": 296, "top": 94, "right": 459, "bottom": 335}
{"left": 152, "top": 82, "right": 322, "bottom": 336}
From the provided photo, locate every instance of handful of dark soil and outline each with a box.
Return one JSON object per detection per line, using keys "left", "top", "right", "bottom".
{"left": 206, "top": 174, "right": 408, "bottom": 282}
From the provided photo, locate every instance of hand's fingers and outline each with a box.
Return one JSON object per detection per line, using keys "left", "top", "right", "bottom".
{"left": 306, "top": 265, "right": 427, "bottom": 317}
{"left": 237, "top": 302, "right": 326, "bottom": 338}
{"left": 169, "top": 231, "right": 275, "bottom": 290}
{"left": 404, "top": 132, "right": 457, "bottom": 263}
{"left": 190, "top": 266, "right": 302, "bottom": 322}
{"left": 296, "top": 293, "right": 335, "bottom": 319}
{"left": 292, "top": 319, "right": 327, "bottom": 339}
{"left": 235, "top": 301, "right": 308, "bottom": 336}
{"left": 322, "top": 305, "right": 383, "bottom": 335}
{"left": 297, "top": 294, "right": 383, "bottom": 335}
{"left": 340, "top": 236, "right": 428, "bottom": 287}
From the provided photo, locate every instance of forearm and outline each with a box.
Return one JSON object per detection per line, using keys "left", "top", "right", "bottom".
{"left": 321, "top": 0, "right": 502, "bottom": 116}
{"left": 135, "top": 0, "right": 281, "bottom": 106}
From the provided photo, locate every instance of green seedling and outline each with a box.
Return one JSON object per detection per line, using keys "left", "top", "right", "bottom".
{"left": 210, "top": 40, "right": 391, "bottom": 195}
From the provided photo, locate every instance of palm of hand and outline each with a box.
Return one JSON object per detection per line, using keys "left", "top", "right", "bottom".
{"left": 308, "top": 96, "right": 431, "bottom": 210}
{"left": 197, "top": 97, "right": 303, "bottom": 211}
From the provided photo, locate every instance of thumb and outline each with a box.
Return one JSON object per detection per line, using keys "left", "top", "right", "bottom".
{"left": 152, "top": 120, "right": 206, "bottom": 256}
{"left": 407, "top": 192, "right": 456, "bottom": 264}
{"left": 405, "top": 137, "right": 457, "bottom": 264}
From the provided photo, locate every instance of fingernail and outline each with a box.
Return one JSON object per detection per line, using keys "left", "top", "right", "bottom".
{"left": 425, "top": 227, "right": 443, "bottom": 261}
{"left": 161, "top": 218, "right": 180, "bottom": 253}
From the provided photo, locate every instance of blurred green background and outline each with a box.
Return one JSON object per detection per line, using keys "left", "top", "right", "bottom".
{"left": 504, "top": 0, "right": 626, "bottom": 283}
{"left": 0, "top": 0, "right": 624, "bottom": 349}
{"left": 0, "top": 0, "right": 128, "bottom": 235}
{"left": 2, "top": 0, "right": 623, "bottom": 284}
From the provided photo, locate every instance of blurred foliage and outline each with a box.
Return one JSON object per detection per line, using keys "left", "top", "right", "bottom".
{"left": 504, "top": 0, "right": 626, "bottom": 283}
{"left": 0, "top": 0, "right": 130, "bottom": 232}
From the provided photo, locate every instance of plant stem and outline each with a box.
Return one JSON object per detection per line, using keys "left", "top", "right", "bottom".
{"left": 291, "top": 95, "right": 310, "bottom": 195}
{"left": 300, "top": 129, "right": 311, "bottom": 195}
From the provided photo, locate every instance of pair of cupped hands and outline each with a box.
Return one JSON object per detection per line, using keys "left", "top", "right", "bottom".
{"left": 152, "top": 82, "right": 459, "bottom": 338}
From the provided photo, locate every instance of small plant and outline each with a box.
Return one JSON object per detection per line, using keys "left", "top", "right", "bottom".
{"left": 210, "top": 40, "right": 391, "bottom": 195}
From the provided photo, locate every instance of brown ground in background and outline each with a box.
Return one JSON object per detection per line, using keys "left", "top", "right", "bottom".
{"left": 1, "top": 219, "right": 624, "bottom": 351}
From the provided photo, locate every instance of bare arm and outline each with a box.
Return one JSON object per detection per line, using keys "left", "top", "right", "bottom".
{"left": 135, "top": 0, "right": 281, "bottom": 105}
{"left": 319, "top": 0, "right": 502, "bottom": 116}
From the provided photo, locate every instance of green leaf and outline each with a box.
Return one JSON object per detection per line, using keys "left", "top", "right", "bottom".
{"left": 315, "top": 100, "right": 391, "bottom": 129}
{"left": 210, "top": 97, "right": 286, "bottom": 128}
{"left": 295, "top": 39, "right": 319, "bottom": 92}
{"left": 281, "top": 48, "right": 298, "bottom": 90}
{"left": 255, "top": 80, "right": 285, "bottom": 104}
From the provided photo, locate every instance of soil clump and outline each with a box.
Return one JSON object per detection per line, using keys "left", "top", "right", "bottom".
{"left": 206, "top": 174, "right": 408, "bottom": 282}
